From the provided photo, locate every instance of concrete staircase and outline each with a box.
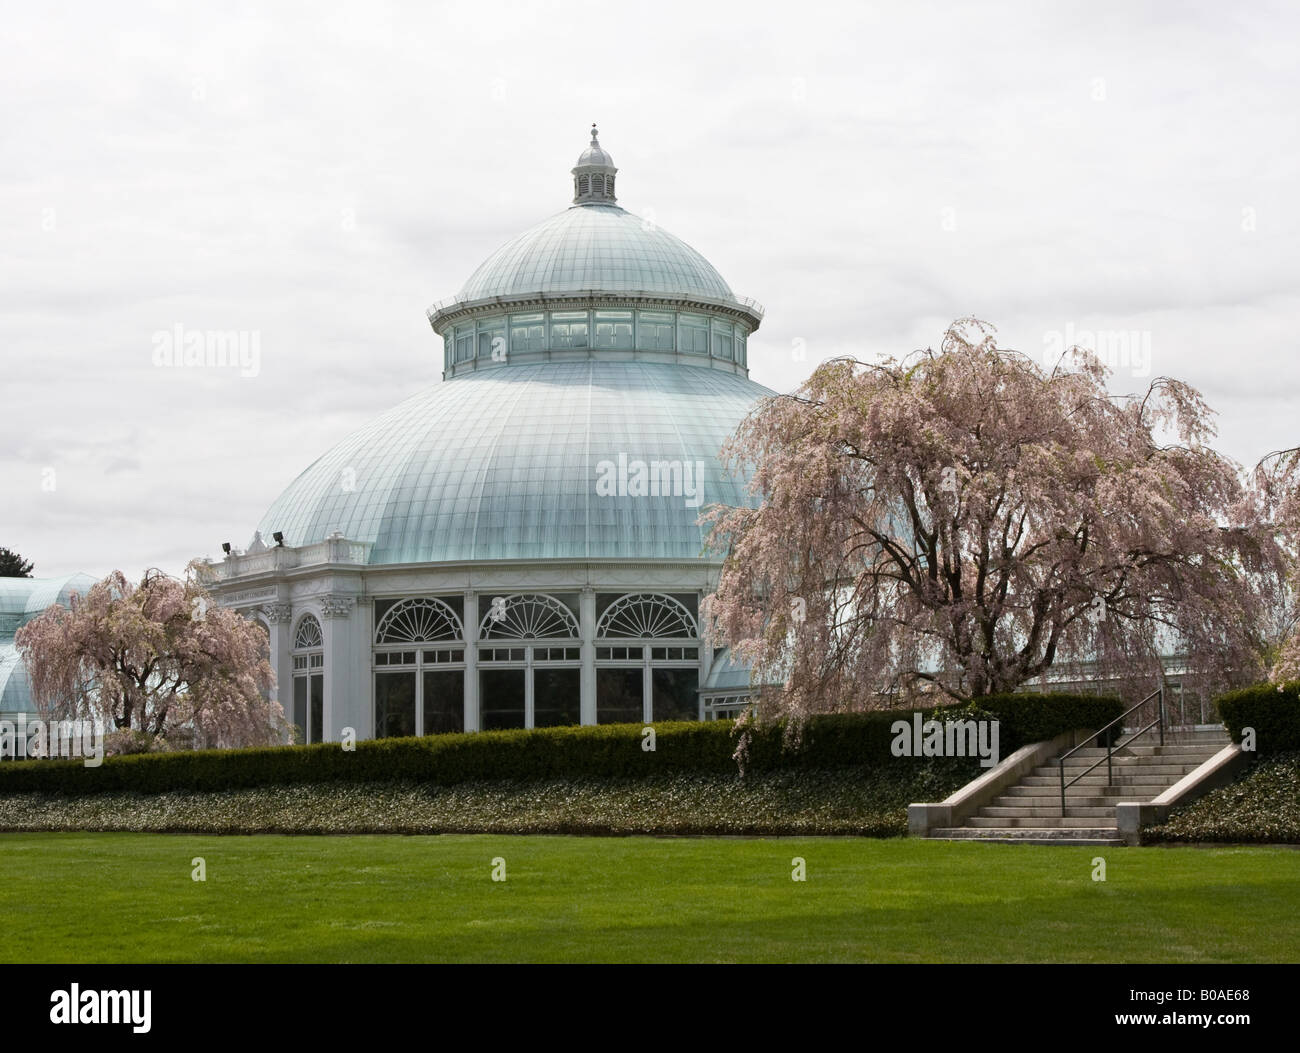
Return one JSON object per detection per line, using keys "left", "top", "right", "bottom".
{"left": 928, "top": 727, "right": 1231, "bottom": 846}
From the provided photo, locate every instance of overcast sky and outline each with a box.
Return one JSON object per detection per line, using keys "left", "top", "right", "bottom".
{"left": 2, "top": 0, "right": 1297, "bottom": 582}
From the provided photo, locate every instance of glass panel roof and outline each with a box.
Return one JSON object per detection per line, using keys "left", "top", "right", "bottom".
{"left": 0, "top": 641, "right": 34, "bottom": 713}
{"left": 257, "top": 362, "right": 773, "bottom": 565}
{"left": 0, "top": 574, "right": 97, "bottom": 617}
{"left": 0, "top": 574, "right": 96, "bottom": 715}
{"left": 457, "top": 205, "right": 735, "bottom": 303}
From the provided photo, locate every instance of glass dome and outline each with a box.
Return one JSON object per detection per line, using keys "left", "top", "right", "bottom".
{"left": 257, "top": 361, "right": 773, "bottom": 565}
{"left": 456, "top": 204, "right": 735, "bottom": 304}
{"left": 256, "top": 129, "right": 773, "bottom": 569}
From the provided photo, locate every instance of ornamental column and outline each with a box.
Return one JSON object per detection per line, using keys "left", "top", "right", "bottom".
{"left": 320, "top": 594, "right": 355, "bottom": 743}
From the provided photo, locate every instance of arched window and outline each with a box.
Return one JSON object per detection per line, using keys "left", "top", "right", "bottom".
{"left": 595, "top": 593, "right": 700, "bottom": 725}
{"left": 294, "top": 615, "right": 323, "bottom": 650}
{"left": 375, "top": 597, "right": 463, "bottom": 644}
{"left": 597, "top": 593, "right": 697, "bottom": 639}
{"left": 291, "top": 614, "right": 324, "bottom": 744}
{"left": 477, "top": 594, "right": 580, "bottom": 731}
{"left": 480, "top": 594, "right": 580, "bottom": 640}
{"left": 373, "top": 598, "right": 466, "bottom": 740}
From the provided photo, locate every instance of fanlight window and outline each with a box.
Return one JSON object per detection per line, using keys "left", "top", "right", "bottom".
{"left": 376, "top": 598, "right": 463, "bottom": 645}
{"left": 597, "top": 594, "right": 697, "bottom": 639}
{"left": 480, "top": 594, "right": 579, "bottom": 640}
{"left": 294, "top": 615, "right": 323, "bottom": 650}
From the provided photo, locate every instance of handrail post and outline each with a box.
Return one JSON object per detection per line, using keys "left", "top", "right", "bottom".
{"left": 1059, "top": 757, "right": 1066, "bottom": 818}
{"left": 1158, "top": 688, "right": 1164, "bottom": 746}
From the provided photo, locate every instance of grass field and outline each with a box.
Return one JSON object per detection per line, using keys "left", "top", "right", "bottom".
{"left": 1, "top": 834, "right": 1298, "bottom": 963}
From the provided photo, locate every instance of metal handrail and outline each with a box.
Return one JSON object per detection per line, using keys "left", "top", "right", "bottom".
{"left": 1057, "top": 689, "right": 1164, "bottom": 817}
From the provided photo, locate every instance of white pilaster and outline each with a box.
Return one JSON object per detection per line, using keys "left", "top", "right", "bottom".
{"left": 580, "top": 587, "right": 596, "bottom": 725}
{"left": 352, "top": 597, "right": 374, "bottom": 740}
{"left": 320, "top": 595, "right": 355, "bottom": 742}
{"left": 463, "top": 591, "right": 479, "bottom": 732}
{"left": 524, "top": 647, "right": 535, "bottom": 728}
{"left": 697, "top": 590, "right": 711, "bottom": 720}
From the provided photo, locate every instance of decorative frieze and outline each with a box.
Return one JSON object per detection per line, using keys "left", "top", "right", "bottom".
{"left": 320, "top": 595, "right": 356, "bottom": 619}
{"left": 360, "top": 563, "right": 714, "bottom": 597}
{"left": 224, "top": 585, "right": 279, "bottom": 605}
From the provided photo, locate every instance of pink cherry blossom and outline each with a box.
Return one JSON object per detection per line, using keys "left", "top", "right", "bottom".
{"left": 15, "top": 560, "right": 284, "bottom": 749}
{"left": 702, "top": 319, "right": 1296, "bottom": 721}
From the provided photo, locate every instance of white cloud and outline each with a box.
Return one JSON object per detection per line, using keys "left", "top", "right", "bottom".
{"left": 1, "top": 0, "right": 1297, "bottom": 580}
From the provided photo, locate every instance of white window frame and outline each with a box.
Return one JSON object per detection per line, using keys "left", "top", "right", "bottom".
{"left": 373, "top": 597, "right": 466, "bottom": 737}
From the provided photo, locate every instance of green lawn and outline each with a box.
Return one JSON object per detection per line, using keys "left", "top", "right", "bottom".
{"left": 1, "top": 833, "right": 1297, "bottom": 963}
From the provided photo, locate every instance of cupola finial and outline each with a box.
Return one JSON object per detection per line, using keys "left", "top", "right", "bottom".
{"left": 572, "top": 122, "right": 617, "bottom": 205}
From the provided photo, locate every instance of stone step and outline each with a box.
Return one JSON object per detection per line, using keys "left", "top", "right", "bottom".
{"left": 1067, "top": 745, "right": 1222, "bottom": 758}
{"left": 979, "top": 805, "right": 1116, "bottom": 819}
{"left": 1030, "top": 764, "right": 1196, "bottom": 777}
{"left": 1033, "top": 763, "right": 1201, "bottom": 777}
{"left": 1141, "top": 737, "right": 1226, "bottom": 744}
{"left": 992, "top": 794, "right": 1158, "bottom": 808}
{"left": 1064, "top": 754, "right": 1219, "bottom": 767}
{"left": 1019, "top": 775, "right": 1184, "bottom": 788}
{"left": 918, "top": 723, "right": 1231, "bottom": 845}
{"left": 1014, "top": 789, "right": 1171, "bottom": 803}
{"left": 928, "top": 827, "right": 1123, "bottom": 845}
{"left": 1000, "top": 784, "right": 1165, "bottom": 798}
{"left": 965, "top": 815, "right": 1118, "bottom": 829}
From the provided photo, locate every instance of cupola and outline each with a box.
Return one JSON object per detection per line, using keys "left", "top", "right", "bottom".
{"left": 572, "top": 124, "right": 617, "bottom": 204}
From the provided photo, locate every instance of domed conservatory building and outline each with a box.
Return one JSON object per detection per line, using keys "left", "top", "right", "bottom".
{"left": 210, "top": 127, "right": 770, "bottom": 743}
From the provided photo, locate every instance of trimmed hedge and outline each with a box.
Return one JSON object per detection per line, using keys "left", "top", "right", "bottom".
{"left": 0, "top": 692, "right": 1123, "bottom": 796}
{"left": 945, "top": 692, "right": 1125, "bottom": 752}
{"left": 1214, "top": 682, "right": 1300, "bottom": 753}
